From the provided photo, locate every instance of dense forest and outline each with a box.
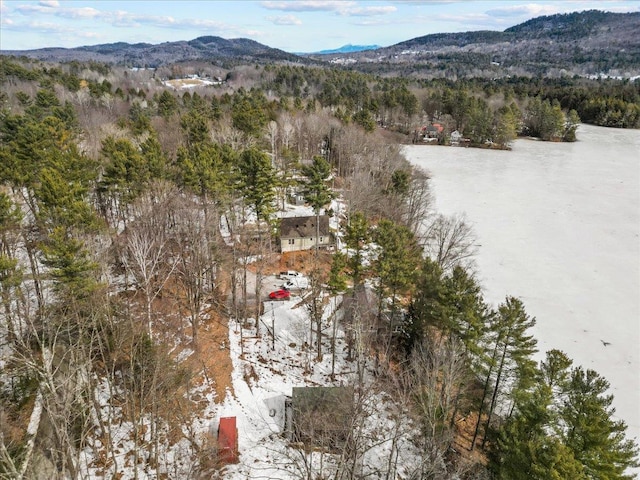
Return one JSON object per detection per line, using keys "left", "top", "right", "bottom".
{"left": 0, "top": 55, "right": 638, "bottom": 478}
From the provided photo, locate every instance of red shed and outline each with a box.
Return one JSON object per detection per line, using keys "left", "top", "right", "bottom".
{"left": 217, "top": 416, "right": 239, "bottom": 464}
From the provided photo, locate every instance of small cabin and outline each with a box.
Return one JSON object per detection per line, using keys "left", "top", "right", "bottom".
{"left": 286, "top": 386, "right": 354, "bottom": 451}
{"left": 217, "top": 416, "right": 239, "bottom": 464}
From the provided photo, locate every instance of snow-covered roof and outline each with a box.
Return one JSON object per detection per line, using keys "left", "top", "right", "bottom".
{"left": 280, "top": 215, "right": 330, "bottom": 238}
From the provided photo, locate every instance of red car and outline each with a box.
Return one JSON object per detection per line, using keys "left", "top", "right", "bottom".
{"left": 269, "top": 289, "right": 291, "bottom": 300}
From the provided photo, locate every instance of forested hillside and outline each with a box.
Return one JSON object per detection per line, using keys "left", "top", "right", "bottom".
{"left": 0, "top": 36, "right": 304, "bottom": 67}
{"left": 3, "top": 10, "right": 639, "bottom": 79}
{"left": 0, "top": 53, "right": 638, "bottom": 479}
{"left": 327, "top": 10, "right": 640, "bottom": 79}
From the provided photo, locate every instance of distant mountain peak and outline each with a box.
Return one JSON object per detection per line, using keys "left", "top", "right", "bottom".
{"left": 313, "top": 44, "right": 380, "bottom": 55}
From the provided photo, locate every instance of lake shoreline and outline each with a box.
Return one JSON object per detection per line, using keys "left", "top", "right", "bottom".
{"left": 403, "top": 123, "right": 640, "bottom": 446}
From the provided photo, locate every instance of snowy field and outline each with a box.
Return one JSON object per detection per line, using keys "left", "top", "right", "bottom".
{"left": 161, "top": 77, "right": 223, "bottom": 89}
{"left": 404, "top": 124, "right": 640, "bottom": 446}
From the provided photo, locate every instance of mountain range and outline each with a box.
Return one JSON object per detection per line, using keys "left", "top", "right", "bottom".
{"left": 2, "top": 10, "right": 639, "bottom": 78}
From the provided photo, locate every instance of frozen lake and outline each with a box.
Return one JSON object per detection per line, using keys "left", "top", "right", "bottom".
{"left": 404, "top": 124, "right": 640, "bottom": 445}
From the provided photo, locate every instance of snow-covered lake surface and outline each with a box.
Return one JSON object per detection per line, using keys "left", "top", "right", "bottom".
{"left": 404, "top": 124, "right": 640, "bottom": 445}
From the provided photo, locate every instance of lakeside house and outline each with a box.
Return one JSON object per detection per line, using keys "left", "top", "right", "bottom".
{"left": 425, "top": 123, "right": 444, "bottom": 138}
{"left": 279, "top": 215, "right": 333, "bottom": 253}
{"left": 413, "top": 122, "right": 445, "bottom": 143}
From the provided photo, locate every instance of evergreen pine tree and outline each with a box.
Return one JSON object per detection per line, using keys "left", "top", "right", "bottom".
{"left": 344, "top": 211, "right": 370, "bottom": 287}
{"left": 561, "top": 367, "right": 639, "bottom": 479}
{"left": 472, "top": 296, "right": 538, "bottom": 449}
{"left": 491, "top": 382, "right": 587, "bottom": 480}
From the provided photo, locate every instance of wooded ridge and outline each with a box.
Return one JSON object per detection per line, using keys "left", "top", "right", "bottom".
{"left": 2, "top": 10, "right": 639, "bottom": 78}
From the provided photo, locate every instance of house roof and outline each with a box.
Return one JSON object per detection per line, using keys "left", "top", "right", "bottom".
{"left": 291, "top": 386, "right": 354, "bottom": 448}
{"left": 217, "top": 416, "right": 238, "bottom": 463}
{"left": 342, "top": 284, "right": 377, "bottom": 323}
{"left": 280, "top": 215, "right": 330, "bottom": 238}
{"left": 218, "top": 417, "right": 237, "bottom": 447}
{"left": 292, "top": 386, "right": 353, "bottom": 411}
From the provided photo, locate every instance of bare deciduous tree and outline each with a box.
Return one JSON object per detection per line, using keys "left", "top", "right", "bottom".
{"left": 174, "top": 198, "right": 213, "bottom": 346}
{"left": 402, "top": 166, "right": 433, "bottom": 236}
{"left": 120, "top": 184, "right": 180, "bottom": 333}
{"left": 408, "top": 334, "right": 469, "bottom": 476}
{"left": 423, "top": 213, "right": 477, "bottom": 273}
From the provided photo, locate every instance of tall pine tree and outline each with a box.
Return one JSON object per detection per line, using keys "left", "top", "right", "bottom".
{"left": 561, "top": 367, "right": 639, "bottom": 479}
{"left": 472, "top": 296, "right": 538, "bottom": 449}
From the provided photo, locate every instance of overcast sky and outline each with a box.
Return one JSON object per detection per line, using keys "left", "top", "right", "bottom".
{"left": 1, "top": 0, "right": 638, "bottom": 52}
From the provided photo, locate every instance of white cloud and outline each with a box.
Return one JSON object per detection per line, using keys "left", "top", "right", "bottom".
{"left": 605, "top": 5, "right": 640, "bottom": 13}
{"left": 348, "top": 11, "right": 507, "bottom": 35}
{"left": 482, "top": 2, "right": 640, "bottom": 25}
{"left": 342, "top": 5, "right": 397, "bottom": 16}
{"left": 351, "top": 18, "right": 394, "bottom": 26}
{"left": 485, "top": 3, "right": 561, "bottom": 18}
{"left": 3, "top": 2, "right": 231, "bottom": 46}
{"left": 262, "top": 0, "right": 396, "bottom": 16}
{"left": 175, "top": 18, "right": 230, "bottom": 29}
{"left": 15, "top": 4, "right": 56, "bottom": 14}
{"left": 38, "top": 0, "right": 59, "bottom": 7}
{"left": 76, "top": 31, "right": 102, "bottom": 40}
{"left": 23, "top": 20, "right": 73, "bottom": 33}
{"left": 20, "top": 4, "right": 233, "bottom": 32}
{"left": 267, "top": 14, "right": 303, "bottom": 25}
{"left": 56, "top": 7, "right": 102, "bottom": 19}
{"left": 392, "top": 0, "right": 460, "bottom": 4}
{"left": 261, "top": 1, "right": 356, "bottom": 12}
{"left": 431, "top": 12, "right": 492, "bottom": 23}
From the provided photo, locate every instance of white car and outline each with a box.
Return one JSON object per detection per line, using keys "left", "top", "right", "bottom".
{"left": 279, "top": 270, "right": 303, "bottom": 281}
{"left": 282, "top": 277, "right": 309, "bottom": 290}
